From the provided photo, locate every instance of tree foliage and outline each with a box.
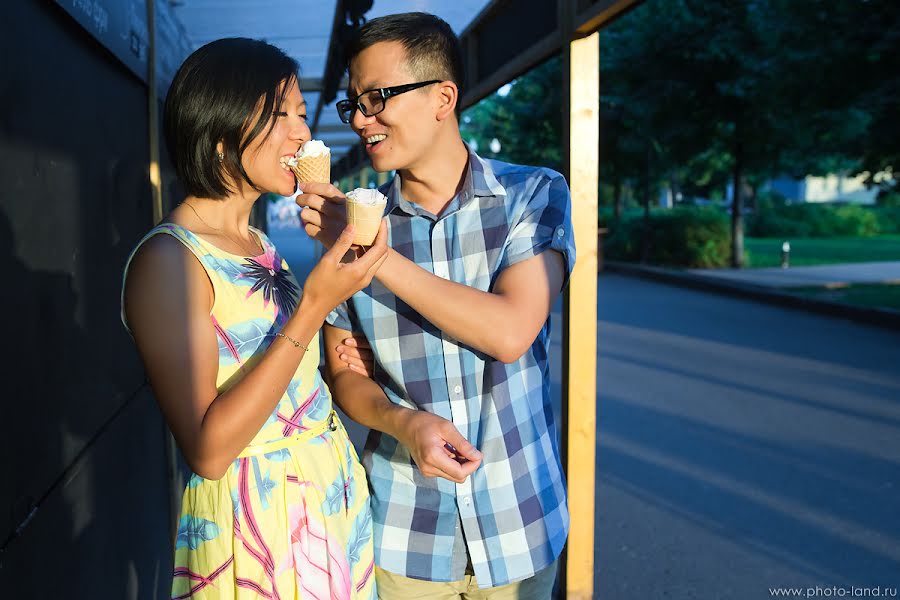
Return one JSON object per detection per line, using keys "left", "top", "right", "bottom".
{"left": 461, "top": 0, "right": 899, "bottom": 264}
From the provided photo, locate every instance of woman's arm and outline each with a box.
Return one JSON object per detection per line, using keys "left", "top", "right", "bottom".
{"left": 323, "top": 324, "right": 482, "bottom": 484}
{"left": 124, "top": 225, "right": 386, "bottom": 479}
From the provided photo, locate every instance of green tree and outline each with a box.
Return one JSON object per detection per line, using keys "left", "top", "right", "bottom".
{"left": 461, "top": 56, "right": 564, "bottom": 171}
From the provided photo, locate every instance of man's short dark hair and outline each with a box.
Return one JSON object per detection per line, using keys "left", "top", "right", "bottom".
{"left": 345, "top": 13, "right": 464, "bottom": 114}
{"left": 164, "top": 38, "right": 299, "bottom": 199}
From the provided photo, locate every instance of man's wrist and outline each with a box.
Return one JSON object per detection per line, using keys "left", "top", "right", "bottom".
{"left": 372, "top": 247, "right": 398, "bottom": 283}
{"left": 384, "top": 404, "right": 416, "bottom": 441}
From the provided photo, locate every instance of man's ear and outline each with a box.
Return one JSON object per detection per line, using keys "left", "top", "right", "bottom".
{"left": 435, "top": 81, "right": 459, "bottom": 121}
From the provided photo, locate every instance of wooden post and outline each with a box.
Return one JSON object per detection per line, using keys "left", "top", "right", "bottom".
{"left": 561, "top": 29, "right": 599, "bottom": 600}
{"left": 147, "top": 0, "right": 163, "bottom": 224}
{"left": 147, "top": 0, "right": 180, "bottom": 543}
{"left": 359, "top": 166, "right": 370, "bottom": 188}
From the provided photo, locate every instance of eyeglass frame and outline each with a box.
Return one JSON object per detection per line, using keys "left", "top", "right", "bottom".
{"left": 335, "top": 80, "right": 442, "bottom": 124}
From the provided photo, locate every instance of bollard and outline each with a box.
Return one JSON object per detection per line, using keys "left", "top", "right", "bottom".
{"left": 781, "top": 241, "right": 791, "bottom": 269}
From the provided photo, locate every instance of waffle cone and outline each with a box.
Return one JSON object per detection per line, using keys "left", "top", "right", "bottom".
{"left": 290, "top": 152, "right": 331, "bottom": 184}
{"left": 346, "top": 199, "right": 385, "bottom": 245}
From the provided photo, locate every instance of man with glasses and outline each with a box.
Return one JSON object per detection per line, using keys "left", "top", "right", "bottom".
{"left": 297, "top": 12, "right": 574, "bottom": 599}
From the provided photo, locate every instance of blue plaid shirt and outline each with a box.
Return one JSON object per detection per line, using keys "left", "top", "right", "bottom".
{"left": 327, "top": 147, "right": 575, "bottom": 587}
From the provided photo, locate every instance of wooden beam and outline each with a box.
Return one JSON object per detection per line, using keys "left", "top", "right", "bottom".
{"left": 575, "top": 0, "right": 642, "bottom": 35}
{"left": 299, "top": 75, "right": 349, "bottom": 93}
{"left": 460, "top": 31, "right": 561, "bottom": 110}
{"left": 359, "top": 166, "right": 369, "bottom": 188}
{"left": 147, "top": 0, "right": 163, "bottom": 225}
{"left": 147, "top": 0, "right": 182, "bottom": 545}
{"left": 316, "top": 123, "right": 357, "bottom": 134}
{"left": 561, "top": 29, "right": 599, "bottom": 600}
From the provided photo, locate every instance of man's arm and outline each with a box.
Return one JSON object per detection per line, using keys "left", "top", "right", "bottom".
{"left": 323, "top": 324, "right": 482, "bottom": 483}
{"left": 373, "top": 249, "right": 565, "bottom": 363}
{"left": 299, "top": 180, "right": 570, "bottom": 363}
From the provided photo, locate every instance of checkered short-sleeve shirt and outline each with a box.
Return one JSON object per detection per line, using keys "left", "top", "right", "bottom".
{"left": 327, "top": 147, "right": 575, "bottom": 587}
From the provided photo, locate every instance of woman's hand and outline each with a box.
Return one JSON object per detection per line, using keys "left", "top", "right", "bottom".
{"left": 300, "top": 219, "right": 388, "bottom": 319}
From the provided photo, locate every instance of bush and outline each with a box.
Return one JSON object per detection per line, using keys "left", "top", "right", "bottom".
{"left": 872, "top": 206, "right": 900, "bottom": 234}
{"left": 746, "top": 202, "right": 883, "bottom": 237}
{"left": 598, "top": 207, "right": 644, "bottom": 229}
{"left": 598, "top": 207, "right": 615, "bottom": 229}
{"left": 877, "top": 190, "right": 900, "bottom": 208}
{"left": 605, "top": 207, "right": 732, "bottom": 268}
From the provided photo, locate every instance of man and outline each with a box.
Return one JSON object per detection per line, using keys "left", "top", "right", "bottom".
{"left": 297, "top": 12, "right": 575, "bottom": 598}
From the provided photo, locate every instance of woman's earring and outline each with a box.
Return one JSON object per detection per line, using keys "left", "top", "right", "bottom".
{"left": 216, "top": 151, "right": 224, "bottom": 162}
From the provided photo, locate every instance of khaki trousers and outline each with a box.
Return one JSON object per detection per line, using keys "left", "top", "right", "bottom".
{"left": 374, "top": 561, "right": 558, "bottom": 600}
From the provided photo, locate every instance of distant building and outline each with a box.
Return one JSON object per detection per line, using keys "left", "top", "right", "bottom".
{"left": 766, "top": 172, "right": 879, "bottom": 204}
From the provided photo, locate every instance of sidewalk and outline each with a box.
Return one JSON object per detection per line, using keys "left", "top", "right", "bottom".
{"left": 604, "top": 260, "right": 900, "bottom": 331}
{"left": 688, "top": 261, "right": 900, "bottom": 288}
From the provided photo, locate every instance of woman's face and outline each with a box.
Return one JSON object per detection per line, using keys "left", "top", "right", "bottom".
{"left": 240, "top": 78, "right": 310, "bottom": 197}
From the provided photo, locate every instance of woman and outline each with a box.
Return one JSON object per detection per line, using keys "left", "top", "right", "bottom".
{"left": 121, "top": 38, "right": 385, "bottom": 599}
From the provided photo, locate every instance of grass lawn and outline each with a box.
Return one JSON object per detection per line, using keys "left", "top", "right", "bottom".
{"left": 788, "top": 283, "right": 900, "bottom": 311}
{"left": 745, "top": 236, "right": 900, "bottom": 267}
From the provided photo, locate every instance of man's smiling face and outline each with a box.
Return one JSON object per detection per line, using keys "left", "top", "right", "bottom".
{"left": 347, "top": 41, "right": 443, "bottom": 173}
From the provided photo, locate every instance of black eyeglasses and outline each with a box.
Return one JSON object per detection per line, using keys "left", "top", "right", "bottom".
{"left": 335, "top": 80, "right": 441, "bottom": 124}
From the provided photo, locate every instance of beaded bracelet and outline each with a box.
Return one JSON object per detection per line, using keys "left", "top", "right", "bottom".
{"left": 275, "top": 331, "right": 308, "bottom": 352}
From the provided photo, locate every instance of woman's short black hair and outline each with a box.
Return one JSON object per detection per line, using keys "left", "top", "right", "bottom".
{"left": 345, "top": 13, "right": 464, "bottom": 115}
{"left": 164, "top": 38, "right": 299, "bottom": 199}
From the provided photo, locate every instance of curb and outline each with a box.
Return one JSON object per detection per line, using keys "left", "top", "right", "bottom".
{"left": 604, "top": 261, "right": 900, "bottom": 332}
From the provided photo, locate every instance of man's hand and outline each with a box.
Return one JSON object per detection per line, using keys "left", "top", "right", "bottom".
{"left": 296, "top": 182, "right": 349, "bottom": 249}
{"left": 395, "top": 410, "right": 483, "bottom": 484}
{"left": 336, "top": 335, "right": 375, "bottom": 377}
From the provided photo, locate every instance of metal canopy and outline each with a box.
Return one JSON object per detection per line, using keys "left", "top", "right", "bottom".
{"left": 170, "top": 0, "right": 493, "bottom": 162}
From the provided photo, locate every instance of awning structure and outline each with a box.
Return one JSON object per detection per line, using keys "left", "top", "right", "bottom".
{"left": 169, "top": 0, "right": 495, "bottom": 162}
{"left": 50, "top": 1, "right": 640, "bottom": 597}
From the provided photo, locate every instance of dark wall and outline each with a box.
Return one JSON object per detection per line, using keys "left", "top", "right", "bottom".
{"left": 0, "top": 1, "right": 172, "bottom": 597}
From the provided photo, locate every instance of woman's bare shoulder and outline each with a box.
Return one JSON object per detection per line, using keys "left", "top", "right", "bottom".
{"left": 124, "top": 230, "right": 212, "bottom": 324}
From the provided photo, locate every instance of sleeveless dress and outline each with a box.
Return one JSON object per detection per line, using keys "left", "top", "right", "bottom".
{"left": 121, "top": 223, "right": 376, "bottom": 600}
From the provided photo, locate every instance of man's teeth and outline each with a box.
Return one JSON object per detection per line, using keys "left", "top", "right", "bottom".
{"left": 366, "top": 134, "right": 387, "bottom": 144}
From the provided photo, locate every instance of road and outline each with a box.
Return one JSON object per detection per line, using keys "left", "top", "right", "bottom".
{"left": 271, "top": 229, "right": 900, "bottom": 598}
{"left": 593, "top": 273, "right": 900, "bottom": 599}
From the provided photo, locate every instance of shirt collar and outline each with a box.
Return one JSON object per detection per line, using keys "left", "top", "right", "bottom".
{"left": 384, "top": 144, "right": 506, "bottom": 218}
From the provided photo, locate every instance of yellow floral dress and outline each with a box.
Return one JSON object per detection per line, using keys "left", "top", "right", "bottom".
{"left": 122, "top": 223, "right": 375, "bottom": 599}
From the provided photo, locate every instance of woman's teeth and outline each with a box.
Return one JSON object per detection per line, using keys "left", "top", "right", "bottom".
{"left": 366, "top": 134, "right": 387, "bottom": 144}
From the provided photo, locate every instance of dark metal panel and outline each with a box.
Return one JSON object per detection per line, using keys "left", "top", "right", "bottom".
{"left": 51, "top": 0, "right": 191, "bottom": 99}
{"left": 0, "top": 2, "right": 172, "bottom": 593}
{"left": 0, "top": 389, "right": 172, "bottom": 598}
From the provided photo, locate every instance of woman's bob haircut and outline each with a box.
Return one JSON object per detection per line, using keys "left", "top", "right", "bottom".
{"left": 164, "top": 37, "right": 299, "bottom": 199}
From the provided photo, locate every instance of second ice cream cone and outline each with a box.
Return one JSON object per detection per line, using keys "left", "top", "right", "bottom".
{"left": 345, "top": 188, "right": 387, "bottom": 245}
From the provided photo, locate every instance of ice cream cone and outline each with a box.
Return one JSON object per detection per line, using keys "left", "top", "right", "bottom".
{"left": 346, "top": 202, "right": 384, "bottom": 245}
{"left": 344, "top": 187, "right": 387, "bottom": 245}
{"left": 290, "top": 152, "right": 330, "bottom": 184}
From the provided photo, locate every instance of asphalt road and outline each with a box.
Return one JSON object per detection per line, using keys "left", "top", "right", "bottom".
{"left": 272, "top": 229, "right": 900, "bottom": 599}
{"left": 592, "top": 273, "right": 900, "bottom": 599}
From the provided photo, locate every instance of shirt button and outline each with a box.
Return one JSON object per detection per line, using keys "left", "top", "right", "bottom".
{"left": 556, "top": 227, "right": 565, "bottom": 238}
{"left": 463, "top": 496, "right": 471, "bottom": 507}
{"left": 454, "top": 385, "right": 462, "bottom": 394}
